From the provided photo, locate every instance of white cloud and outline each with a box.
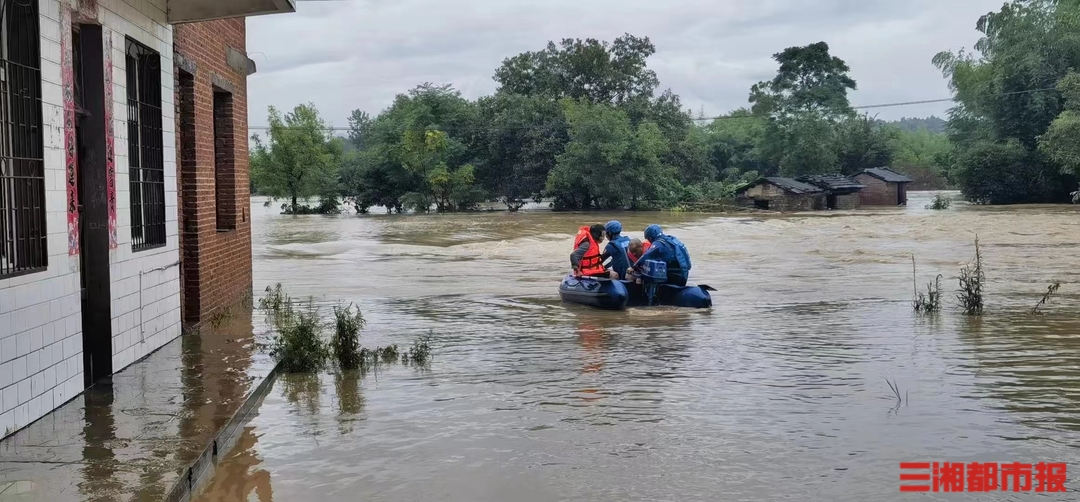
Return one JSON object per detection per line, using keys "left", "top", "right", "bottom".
{"left": 246, "top": 0, "right": 1003, "bottom": 128}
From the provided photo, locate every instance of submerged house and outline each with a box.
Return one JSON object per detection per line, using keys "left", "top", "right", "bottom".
{"left": 736, "top": 177, "right": 826, "bottom": 211}
{"left": 853, "top": 167, "right": 913, "bottom": 206}
{"left": 797, "top": 175, "right": 865, "bottom": 209}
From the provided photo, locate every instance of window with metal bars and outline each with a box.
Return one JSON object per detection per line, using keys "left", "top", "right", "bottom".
{"left": 0, "top": 0, "right": 47, "bottom": 278}
{"left": 126, "top": 37, "right": 165, "bottom": 251}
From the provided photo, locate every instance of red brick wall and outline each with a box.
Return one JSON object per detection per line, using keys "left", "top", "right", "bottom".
{"left": 854, "top": 174, "right": 900, "bottom": 206}
{"left": 174, "top": 19, "right": 252, "bottom": 326}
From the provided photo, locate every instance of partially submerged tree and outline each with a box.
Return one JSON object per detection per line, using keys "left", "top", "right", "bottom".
{"left": 250, "top": 104, "right": 341, "bottom": 213}
{"left": 933, "top": 0, "right": 1080, "bottom": 203}
{"left": 750, "top": 42, "right": 858, "bottom": 176}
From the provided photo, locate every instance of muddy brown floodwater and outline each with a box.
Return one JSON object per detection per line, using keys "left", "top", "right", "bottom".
{"left": 196, "top": 192, "right": 1080, "bottom": 501}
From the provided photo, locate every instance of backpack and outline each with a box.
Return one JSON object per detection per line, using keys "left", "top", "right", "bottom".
{"left": 657, "top": 235, "right": 691, "bottom": 276}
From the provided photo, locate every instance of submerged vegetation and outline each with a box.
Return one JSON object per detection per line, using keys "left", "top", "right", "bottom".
{"left": 925, "top": 192, "right": 952, "bottom": 210}
{"left": 911, "top": 256, "right": 943, "bottom": 314}
{"left": 258, "top": 284, "right": 434, "bottom": 372}
{"left": 332, "top": 304, "right": 365, "bottom": 370}
{"left": 1030, "top": 282, "right": 1062, "bottom": 315}
{"left": 956, "top": 237, "right": 985, "bottom": 316}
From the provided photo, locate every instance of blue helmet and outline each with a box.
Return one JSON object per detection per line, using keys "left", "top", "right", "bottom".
{"left": 604, "top": 220, "right": 623, "bottom": 234}
{"left": 644, "top": 224, "right": 663, "bottom": 242}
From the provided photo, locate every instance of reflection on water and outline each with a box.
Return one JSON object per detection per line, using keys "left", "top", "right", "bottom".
{"left": 196, "top": 193, "right": 1080, "bottom": 501}
{"left": 0, "top": 309, "right": 270, "bottom": 502}
{"left": 196, "top": 427, "right": 273, "bottom": 502}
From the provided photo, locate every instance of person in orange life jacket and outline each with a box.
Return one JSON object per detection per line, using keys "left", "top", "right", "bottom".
{"left": 570, "top": 224, "right": 617, "bottom": 278}
{"left": 601, "top": 220, "right": 633, "bottom": 279}
{"left": 627, "top": 238, "right": 650, "bottom": 263}
{"left": 631, "top": 224, "right": 692, "bottom": 287}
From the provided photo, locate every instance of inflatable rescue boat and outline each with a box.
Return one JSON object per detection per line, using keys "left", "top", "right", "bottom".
{"left": 558, "top": 275, "right": 714, "bottom": 310}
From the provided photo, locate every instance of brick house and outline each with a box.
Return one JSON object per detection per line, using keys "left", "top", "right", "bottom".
{"left": 853, "top": 167, "right": 913, "bottom": 206}
{"left": 0, "top": 0, "right": 293, "bottom": 438}
{"left": 736, "top": 177, "right": 826, "bottom": 211}
{"left": 797, "top": 174, "right": 865, "bottom": 209}
{"left": 174, "top": 18, "right": 260, "bottom": 326}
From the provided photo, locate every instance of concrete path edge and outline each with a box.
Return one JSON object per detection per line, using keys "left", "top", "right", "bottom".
{"left": 163, "top": 360, "right": 282, "bottom": 502}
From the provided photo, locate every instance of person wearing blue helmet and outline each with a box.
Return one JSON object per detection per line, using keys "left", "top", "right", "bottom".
{"left": 601, "top": 220, "right": 632, "bottom": 279}
{"left": 631, "top": 224, "right": 692, "bottom": 286}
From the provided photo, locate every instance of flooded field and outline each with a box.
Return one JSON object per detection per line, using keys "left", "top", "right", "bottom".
{"left": 198, "top": 192, "right": 1080, "bottom": 501}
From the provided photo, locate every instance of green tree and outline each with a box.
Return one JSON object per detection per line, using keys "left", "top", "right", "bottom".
{"left": 703, "top": 109, "right": 771, "bottom": 177}
{"left": 1039, "top": 71, "right": 1080, "bottom": 175}
{"left": 250, "top": 104, "right": 341, "bottom": 214}
{"left": 749, "top": 42, "right": 857, "bottom": 176}
{"left": 546, "top": 100, "right": 677, "bottom": 210}
{"left": 475, "top": 93, "right": 568, "bottom": 210}
{"left": 340, "top": 84, "right": 483, "bottom": 212}
{"left": 933, "top": 0, "right": 1080, "bottom": 203}
{"left": 835, "top": 114, "right": 895, "bottom": 175}
{"left": 953, "top": 139, "right": 1062, "bottom": 204}
{"left": 494, "top": 34, "right": 659, "bottom": 105}
{"left": 749, "top": 42, "right": 857, "bottom": 120}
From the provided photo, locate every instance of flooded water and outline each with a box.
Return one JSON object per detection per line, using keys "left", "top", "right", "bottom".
{"left": 198, "top": 192, "right": 1080, "bottom": 501}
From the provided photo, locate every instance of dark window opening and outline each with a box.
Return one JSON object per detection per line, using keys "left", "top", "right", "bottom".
{"left": 0, "top": 0, "right": 47, "bottom": 278}
{"left": 827, "top": 194, "right": 837, "bottom": 210}
{"left": 126, "top": 37, "right": 165, "bottom": 251}
{"left": 753, "top": 199, "right": 769, "bottom": 210}
{"left": 213, "top": 88, "right": 235, "bottom": 231}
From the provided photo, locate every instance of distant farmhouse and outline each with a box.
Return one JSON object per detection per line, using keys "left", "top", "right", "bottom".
{"left": 736, "top": 177, "right": 825, "bottom": 211}
{"left": 797, "top": 175, "right": 865, "bottom": 209}
{"left": 735, "top": 167, "right": 913, "bottom": 211}
{"left": 853, "top": 167, "right": 913, "bottom": 206}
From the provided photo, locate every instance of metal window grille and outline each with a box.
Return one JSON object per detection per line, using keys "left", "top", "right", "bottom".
{"left": 126, "top": 37, "right": 165, "bottom": 251}
{"left": 0, "top": 0, "right": 47, "bottom": 278}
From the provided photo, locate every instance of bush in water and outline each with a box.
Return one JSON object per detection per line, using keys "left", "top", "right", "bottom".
{"left": 269, "top": 300, "right": 329, "bottom": 373}
{"left": 258, "top": 284, "right": 434, "bottom": 372}
{"left": 925, "top": 192, "right": 951, "bottom": 210}
{"left": 332, "top": 303, "right": 365, "bottom": 370}
{"left": 956, "top": 236, "right": 985, "bottom": 316}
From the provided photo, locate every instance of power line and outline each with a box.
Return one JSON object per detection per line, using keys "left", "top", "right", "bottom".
{"left": 248, "top": 86, "right": 1060, "bottom": 131}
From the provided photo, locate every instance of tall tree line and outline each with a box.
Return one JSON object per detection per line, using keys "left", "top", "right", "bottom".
{"left": 254, "top": 5, "right": 1080, "bottom": 214}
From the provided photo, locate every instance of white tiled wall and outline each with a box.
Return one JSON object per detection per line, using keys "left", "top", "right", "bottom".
{"left": 0, "top": 0, "right": 180, "bottom": 438}
{"left": 101, "top": 0, "right": 181, "bottom": 373}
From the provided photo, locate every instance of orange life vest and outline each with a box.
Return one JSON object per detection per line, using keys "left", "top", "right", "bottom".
{"left": 573, "top": 226, "right": 607, "bottom": 276}
{"left": 628, "top": 241, "right": 651, "bottom": 263}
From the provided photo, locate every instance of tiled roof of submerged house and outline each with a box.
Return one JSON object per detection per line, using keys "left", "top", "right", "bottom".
{"left": 860, "top": 167, "right": 913, "bottom": 183}
{"left": 797, "top": 174, "right": 865, "bottom": 192}
{"left": 742, "top": 177, "right": 824, "bottom": 194}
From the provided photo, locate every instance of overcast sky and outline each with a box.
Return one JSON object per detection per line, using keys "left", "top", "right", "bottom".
{"left": 246, "top": 0, "right": 1004, "bottom": 131}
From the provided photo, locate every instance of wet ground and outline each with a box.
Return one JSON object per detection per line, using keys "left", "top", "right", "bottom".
{"left": 193, "top": 192, "right": 1080, "bottom": 501}
{"left": 0, "top": 313, "right": 272, "bottom": 502}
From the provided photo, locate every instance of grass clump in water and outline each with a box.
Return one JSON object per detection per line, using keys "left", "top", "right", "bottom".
{"left": 269, "top": 300, "right": 329, "bottom": 373}
{"left": 331, "top": 303, "right": 365, "bottom": 370}
{"left": 956, "top": 236, "right": 985, "bottom": 316}
{"left": 258, "top": 284, "right": 435, "bottom": 373}
{"left": 925, "top": 192, "right": 952, "bottom": 210}
{"left": 911, "top": 256, "right": 943, "bottom": 314}
{"left": 259, "top": 283, "right": 294, "bottom": 327}
{"left": 1030, "top": 282, "right": 1062, "bottom": 315}
{"left": 260, "top": 284, "right": 329, "bottom": 373}
{"left": 402, "top": 332, "right": 434, "bottom": 366}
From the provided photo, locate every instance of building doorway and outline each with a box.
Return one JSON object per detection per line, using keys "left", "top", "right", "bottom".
{"left": 74, "top": 24, "right": 113, "bottom": 386}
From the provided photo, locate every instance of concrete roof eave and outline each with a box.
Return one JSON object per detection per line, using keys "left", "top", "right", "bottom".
{"left": 167, "top": 0, "right": 296, "bottom": 24}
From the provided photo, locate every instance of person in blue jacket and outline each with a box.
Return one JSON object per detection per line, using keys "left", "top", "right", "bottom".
{"left": 631, "top": 224, "right": 692, "bottom": 286}
{"left": 601, "top": 220, "right": 632, "bottom": 279}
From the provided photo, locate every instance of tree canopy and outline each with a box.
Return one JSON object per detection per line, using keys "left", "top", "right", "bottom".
{"left": 253, "top": 33, "right": 993, "bottom": 213}
{"left": 933, "top": 0, "right": 1080, "bottom": 203}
